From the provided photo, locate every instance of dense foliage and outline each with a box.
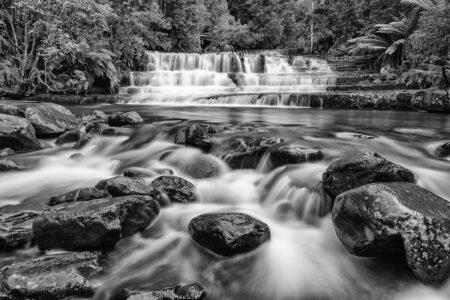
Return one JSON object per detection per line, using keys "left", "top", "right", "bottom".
{"left": 0, "top": 0, "right": 448, "bottom": 95}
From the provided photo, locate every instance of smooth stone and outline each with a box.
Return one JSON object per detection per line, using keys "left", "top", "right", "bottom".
{"left": 48, "top": 187, "right": 111, "bottom": 206}
{"left": 95, "top": 176, "right": 153, "bottom": 197}
{"left": 268, "top": 143, "right": 323, "bottom": 168}
{"left": 0, "top": 113, "right": 42, "bottom": 152}
{"left": 188, "top": 213, "right": 271, "bottom": 257}
{"left": 108, "top": 111, "right": 143, "bottom": 127}
{"left": 55, "top": 129, "right": 83, "bottom": 145}
{"left": 322, "top": 152, "right": 416, "bottom": 200}
{"left": 0, "top": 252, "right": 102, "bottom": 299}
{"left": 151, "top": 176, "right": 196, "bottom": 205}
{"left": 333, "top": 182, "right": 450, "bottom": 284}
{"left": 33, "top": 195, "right": 160, "bottom": 251}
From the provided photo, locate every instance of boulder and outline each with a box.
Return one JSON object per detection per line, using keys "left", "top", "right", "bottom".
{"left": 0, "top": 159, "right": 21, "bottom": 172}
{"left": 268, "top": 143, "right": 323, "bottom": 168}
{"left": 185, "top": 125, "right": 213, "bottom": 152}
{"left": 126, "top": 283, "right": 205, "bottom": 300}
{"left": 0, "top": 103, "right": 21, "bottom": 117}
{"left": 332, "top": 182, "right": 450, "bottom": 284}
{"left": 55, "top": 129, "right": 83, "bottom": 145}
{"left": 151, "top": 176, "right": 196, "bottom": 206}
{"left": 174, "top": 127, "right": 186, "bottom": 145}
{"left": 81, "top": 110, "right": 108, "bottom": 124}
{"left": 0, "top": 148, "right": 14, "bottom": 157}
{"left": 164, "top": 152, "right": 223, "bottom": 179}
{"left": 0, "top": 113, "right": 42, "bottom": 152}
{"left": 108, "top": 111, "right": 143, "bottom": 127}
{"left": 23, "top": 103, "right": 79, "bottom": 137}
{"left": 323, "top": 152, "right": 416, "bottom": 200}
{"left": 188, "top": 213, "right": 271, "bottom": 257}
{"left": 86, "top": 122, "right": 118, "bottom": 136}
{"left": 95, "top": 176, "right": 153, "bottom": 197}
{"left": 33, "top": 195, "right": 160, "bottom": 251}
{"left": 0, "top": 252, "right": 102, "bottom": 299}
{"left": 435, "top": 142, "right": 450, "bottom": 158}
{"left": 73, "top": 133, "right": 93, "bottom": 149}
{"left": 48, "top": 187, "right": 111, "bottom": 206}
{"left": 219, "top": 136, "right": 282, "bottom": 169}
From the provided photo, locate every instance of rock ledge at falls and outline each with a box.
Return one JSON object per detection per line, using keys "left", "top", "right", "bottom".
{"left": 189, "top": 213, "right": 271, "bottom": 257}
{"left": 323, "top": 152, "right": 416, "bottom": 201}
{"left": 332, "top": 182, "right": 450, "bottom": 284}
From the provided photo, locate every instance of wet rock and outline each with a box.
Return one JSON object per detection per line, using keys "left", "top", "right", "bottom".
{"left": 0, "top": 159, "right": 21, "bottom": 172}
{"left": 86, "top": 122, "right": 119, "bottom": 136}
{"left": 0, "top": 113, "right": 42, "bottom": 152}
{"left": 119, "top": 125, "right": 160, "bottom": 151}
{"left": 0, "top": 103, "right": 21, "bottom": 117}
{"left": 48, "top": 187, "right": 111, "bottom": 206}
{"left": 123, "top": 167, "right": 158, "bottom": 179}
{"left": 322, "top": 152, "right": 416, "bottom": 200}
{"left": 0, "top": 252, "right": 102, "bottom": 299}
{"left": 55, "top": 129, "right": 83, "bottom": 145}
{"left": 435, "top": 142, "right": 450, "bottom": 158}
{"left": 219, "top": 136, "right": 283, "bottom": 169}
{"left": 268, "top": 143, "right": 323, "bottom": 168}
{"left": 95, "top": 176, "right": 153, "bottom": 197}
{"left": 188, "top": 213, "right": 271, "bottom": 257}
{"left": 33, "top": 195, "right": 160, "bottom": 251}
{"left": 126, "top": 283, "right": 205, "bottom": 300}
{"left": 24, "top": 103, "right": 79, "bottom": 137}
{"left": 108, "top": 111, "right": 143, "bottom": 127}
{"left": 73, "top": 133, "right": 93, "bottom": 149}
{"left": 82, "top": 110, "right": 109, "bottom": 124}
{"left": 332, "top": 182, "right": 450, "bottom": 284}
{"left": 0, "top": 148, "right": 14, "bottom": 157}
{"left": 185, "top": 125, "right": 213, "bottom": 152}
{"left": 164, "top": 151, "right": 224, "bottom": 178}
{"left": 151, "top": 176, "right": 196, "bottom": 205}
{"left": 70, "top": 153, "right": 83, "bottom": 160}
{"left": 174, "top": 128, "right": 186, "bottom": 145}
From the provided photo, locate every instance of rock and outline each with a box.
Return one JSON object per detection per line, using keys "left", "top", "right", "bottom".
{"left": 268, "top": 143, "right": 323, "bottom": 168}
{"left": 174, "top": 128, "right": 186, "bottom": 145}
{"left": 108, "top": 111, "right": 143, "bottom": 127}
{"left": 151, "top": 176, "right": 196, "bottom": 206}
{"left": 33, "top": 195, "right": 160, "bottom": 251}
{"left": 55, "top": 129, "right": 83, "bottom": 145}
{"left": 0, "top": 103, "right": 21, "bottom": 117}
{"left": 0, "top": 147, "right": 14, "bottom": 157}
{"left": 0, "top": 159, "right": 21, "bottom": 172}
{"left": 73, "top": 133, "right": 93, "bottom": 149}
{"left": 219, "top": 136, "right": 283, "bottom": 169}
{"left": 435, "top": 142, "right": 450, "bottom": 157}
{"left": 163, "top": 151, "right": 224, "bottom": 179}
{"left": 322, "top": 152, "right": 416, "bottom": 200}
{"left": 123, "top": 167, "right": 157, "bottom": 179}
{"left": 0, "top": 252, "right": 102, "bottom": 299}
{"left": 82, "top": 110, "right": 108, "bottom": 124}
{"left": 86, "top": 122, "right": 118, "bottom": 136}
{"left": 185, "top": 125, "right": 213, "bottom": 152}
{"left": 95, "top": 176, "right": 153, "bottom": 197}
{"left": 332, "top": 182, "right": 450, "bottom": 284}
{"left": 70, "top": 153, "right": 83, "bottom": 160}
{"left": 126, "top": 283, "right": 205, "bottom": 300}
{"left": 24, "top": 103, "right": 79, "bottom": 137}
{"left": 0, "top": 113, "right": 42, "bottom": 152}
{"left": 48, "top": 187, "right": 111, "bottom": 206}
{"left": 188, "top": 213, "right": 271, "bottom": 257}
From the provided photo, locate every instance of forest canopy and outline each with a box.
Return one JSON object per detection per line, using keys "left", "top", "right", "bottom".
{"left": 0, "top": 0, "right": 449, "bottom": 95}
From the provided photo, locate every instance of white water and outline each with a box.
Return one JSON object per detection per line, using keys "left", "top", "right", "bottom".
{"left": 121, "top": 51, "right": 335, "bottom": 105}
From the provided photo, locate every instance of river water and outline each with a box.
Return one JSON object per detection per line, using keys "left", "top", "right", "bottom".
{"left": 1, "top": 104, "right": 450, "bottom": 300}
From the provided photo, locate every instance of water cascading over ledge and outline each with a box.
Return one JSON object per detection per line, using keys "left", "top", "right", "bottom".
{"left": 120, "top": 51, "right": 336, "bottom": 106}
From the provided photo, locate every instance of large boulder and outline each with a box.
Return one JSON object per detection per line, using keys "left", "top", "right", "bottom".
{"left": 108, "top": 111, "right": 143, "bottom": 127}
{"left": 33, "top": 195, "right": 160, "bottom": 251}
{"left": 219, "top": 136, "right": 283, "bottom": 169}
{"left": 268, "top": 143, "right": 323, "bottom": 168}
{"left": 151, "top": 176, "right": 196, "bottom": 206}
{"left": 126, "top": 283, "right": 205, "bottom": 300}
{"left": 0, "top": 113, "right": 42, "bottom": 152}
{"left": 188, "top": 213, "right": 271, "bottom": 257}
{"left": 0, "top": 252, "right": 102, "bottom": 299}
{"left": 0, "top": 159, "right": 22, "bottom": 172}
{"left": 95, "top": 176, "right": 153, "bottom": 197}
{"left": 323, "top": 152, "right": 416, "bottom": 200}
{"left": 332, "top": 182, "right": 450, "bottom": 284}
{"left": 23, "top": 103, "right": 79, "bottom": 137}
{"left": 185, "top": 124, "right": 213, "bottom": 152}
{"left": 48, "top": 187, "right": 111, "bottom": 206}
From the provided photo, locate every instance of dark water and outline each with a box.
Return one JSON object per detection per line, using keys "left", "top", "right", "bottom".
{"left": 2, "top": 105, "right": 450, "bottom": 300}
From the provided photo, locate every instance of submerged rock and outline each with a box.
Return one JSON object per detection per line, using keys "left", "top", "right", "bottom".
{"left": 151, "top": 176, "right": 196, "bottom": 205}
{"left": 332, "top": 182, "right": 450, "bottom": 284}
{"left": 0, "top": 159, "right": 21, "bottom": 172}
{"left": 23, "top": 103, "right": 78, "bottom": 137}
{"left": 189, "top": 213, "right": 271, "bottom": 257}
{"left": 0, "top": 148, "right": 14, "bottom": 157}
{"left": 126, "top": 283, "right": 205, "bottom": 300}
{"left": 48, "top": 187, "right": 111, "bottom": 206}
{"left": 108, "top": 111, "right": 143, "bottom": 127}
{"left": 164, "top": 151, "right": 224, "bottom": 179}
{"left": 268, "top": 143, "right": 323, "bottom": 168}
{"left": 435, "top": 142, "right": 450, "bottom": 158}
{"left": 185, "top": 124, "right": 213, "bottom": 152}
{"left": 123, "top": 167, "right": 158, "bottom": 179}
{"left": 0, "top": 252, "right": 102, "bottom": 299}
{"left": 34, "top": 195, "right": 160, "bottom": 251}
{"left": 55, "top": 129, "right": 83, "bottom": 145}
{"left": 323, "top": 152, "right": 416, "bottom": 200}
{"left": 0, "top": 113, "right": 42, "bottom": 152}
{"left": 219, "top": 136, "right": 283, "bottom": 169}
{"left": 95, "top": 176, "right": 153, "bottom": 197}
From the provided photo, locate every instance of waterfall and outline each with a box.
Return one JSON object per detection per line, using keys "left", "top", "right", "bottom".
{"left": 121, "top": 51, "right": 336, "bottom": 106}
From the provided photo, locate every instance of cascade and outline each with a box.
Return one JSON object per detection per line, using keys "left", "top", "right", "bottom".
{"left": 121, "top": 51, "right": 336, "bottom": 106}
